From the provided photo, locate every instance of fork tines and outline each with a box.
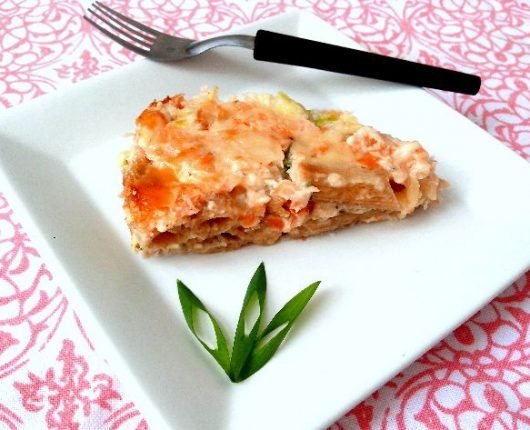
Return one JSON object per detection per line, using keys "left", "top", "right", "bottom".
{"left": 84, "top": 1, "right": 158, "bottom": 56}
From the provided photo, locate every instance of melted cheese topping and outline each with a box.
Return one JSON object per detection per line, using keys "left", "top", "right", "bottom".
{"left": 346, "top": 126, "right": 434, "bottom": 184}
{"left": 136, "top": 89, "right": 292, "bottom": 201}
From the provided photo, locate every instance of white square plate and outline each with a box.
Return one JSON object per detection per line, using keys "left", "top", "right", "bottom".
{"left": 1, "top": 11, "right": 530, "bottom": 430}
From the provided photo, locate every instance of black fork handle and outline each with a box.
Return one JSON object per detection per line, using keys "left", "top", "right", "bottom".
{"left": 253, "top": 30, "right": 481, "bottom": 95}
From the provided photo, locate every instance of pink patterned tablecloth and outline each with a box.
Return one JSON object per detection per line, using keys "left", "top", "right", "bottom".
{"left": 1, "top": 1, "right": 529, "bottom": 429}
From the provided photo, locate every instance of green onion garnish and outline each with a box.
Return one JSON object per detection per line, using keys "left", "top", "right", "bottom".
{"left": 177, "top": 263, "right": 320, "bottom": 382}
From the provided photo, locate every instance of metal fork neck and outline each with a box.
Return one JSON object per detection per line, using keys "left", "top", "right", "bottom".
{"left": 186, "top": 35, "right": 255, "bottom": 56}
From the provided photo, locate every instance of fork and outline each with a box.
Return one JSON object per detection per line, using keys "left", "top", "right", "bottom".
{"left": 84, "top": 2, "right": 481, "bottom": 95}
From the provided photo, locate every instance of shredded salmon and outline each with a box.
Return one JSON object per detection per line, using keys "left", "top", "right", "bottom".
{"left": 265, "top": 216, "right": 284, "bottom": 229}
{"left": 357, "top": 153, "right": 380, "bottom": 170}
{"left": 137, "top": 109, "right": 167, "bottom": 130}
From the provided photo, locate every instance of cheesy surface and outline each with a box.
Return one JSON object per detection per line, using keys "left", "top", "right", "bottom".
{"left": 121, "top": 88, "right": 445, "bottom": 256}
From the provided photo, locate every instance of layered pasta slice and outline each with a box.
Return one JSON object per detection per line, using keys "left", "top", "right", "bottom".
{"left": 121, "top": 88, "right": 446, "bottom": 256}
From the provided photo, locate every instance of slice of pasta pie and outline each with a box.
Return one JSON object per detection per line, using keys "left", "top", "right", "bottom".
{"left": 121, "top": 88, "right": 446, "bottom": 256}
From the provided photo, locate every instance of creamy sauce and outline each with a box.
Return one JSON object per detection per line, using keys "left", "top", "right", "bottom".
{"left": 346, "top": 126, "right": 433, "bottom": 184}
